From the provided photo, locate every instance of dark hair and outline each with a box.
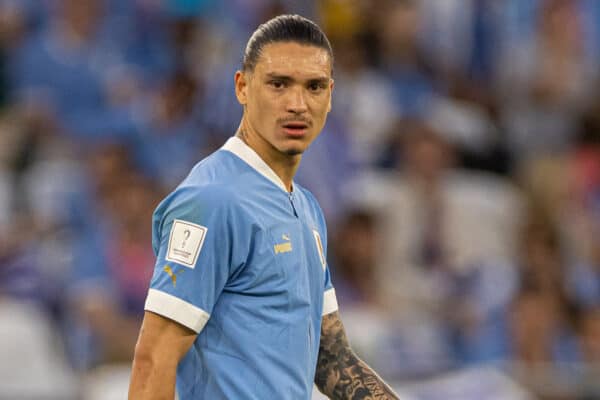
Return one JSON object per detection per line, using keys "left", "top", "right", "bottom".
{"left": 242, "top": 14, "right": 333, "bottom": 72}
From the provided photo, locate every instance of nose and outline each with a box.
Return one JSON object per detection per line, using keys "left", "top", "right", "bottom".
{"left": 286, "top": 86, "right": 308, "bottom": 114}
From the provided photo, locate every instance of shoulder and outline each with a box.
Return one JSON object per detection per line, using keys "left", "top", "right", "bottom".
{"left": 186, "top": 149, "right": 237, "bottom": 180}
{"left": 152, "top": 182, "right": 245, "bottom": 248}
{"left": 184, "top": 149, "right": 260, "bottom": 190}
{"left": 162, "top": 182, "right": 240, "bottom": 217}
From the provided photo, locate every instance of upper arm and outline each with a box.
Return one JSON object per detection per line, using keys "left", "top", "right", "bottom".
{"left": 129, "top": 312, "right": 197, "bottom": 399}
{"left": 145, "top": 186, "right": 246, "bottom": 332}
{"left": 133, "top": 311, "right": 197, "bottom": 367}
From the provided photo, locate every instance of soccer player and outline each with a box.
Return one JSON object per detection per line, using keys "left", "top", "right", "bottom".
{"left": 128, "top": 14, "right": 400, "bottom": 400}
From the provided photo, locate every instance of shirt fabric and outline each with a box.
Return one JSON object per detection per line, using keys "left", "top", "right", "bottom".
{"left": 144, "top": 136, "right": 338, "bottom": 399}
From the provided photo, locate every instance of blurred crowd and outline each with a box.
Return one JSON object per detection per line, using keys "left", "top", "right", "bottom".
{"left": 1, "top": 0, "right": 600, "bottom": 399}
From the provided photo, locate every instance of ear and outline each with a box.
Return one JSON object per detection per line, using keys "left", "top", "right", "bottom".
{"left": 327, "top": 79, "right": 334, "bottom": 112}
{"left": 235, "top": 70, "right": 248, "bottom": 105}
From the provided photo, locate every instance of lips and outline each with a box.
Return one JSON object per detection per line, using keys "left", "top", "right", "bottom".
{"left": 281, "top": 121, "right": 309, "bottom": 137}
{"left": 283, "top": 122, "right": 308, "bottom": 129}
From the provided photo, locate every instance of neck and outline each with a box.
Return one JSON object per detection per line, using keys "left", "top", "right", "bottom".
{"left": 236, "top": 121, "right": 300, "bottom": 192}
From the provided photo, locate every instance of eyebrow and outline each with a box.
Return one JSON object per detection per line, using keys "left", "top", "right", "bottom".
{"left": 264, "top": 73, "right": 330, "bottom": 84}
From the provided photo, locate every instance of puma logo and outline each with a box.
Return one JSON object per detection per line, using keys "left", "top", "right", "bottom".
{"left": 274, "top": 233, "right": 292, "bottom": 254}
{"left": 163, "top": 265, "right": 184, "bottom": 287}
{"left": 274, "top": 242, "right": 293, "bottom": 254}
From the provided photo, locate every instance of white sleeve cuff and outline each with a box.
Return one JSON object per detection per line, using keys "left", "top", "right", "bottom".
{"left": 322, "top": 288, "right": 338, "bottom": 316}
{"left": 144, "top": 288, "right": 210, "bottom": 333}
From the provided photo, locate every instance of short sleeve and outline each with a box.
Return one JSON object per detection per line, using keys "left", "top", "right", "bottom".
{"left": 322, "top": 264, "right": 338, "bottom": 316}
{"left": 313, "top": 201, "right": 338, "bottom": 316}
{"left": 144, "top": 185, "right": 242, "bottom": 333}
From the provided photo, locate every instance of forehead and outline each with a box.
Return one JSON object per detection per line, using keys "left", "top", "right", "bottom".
{"left": 254, "top": 42, "right": 332, "bottom": 78}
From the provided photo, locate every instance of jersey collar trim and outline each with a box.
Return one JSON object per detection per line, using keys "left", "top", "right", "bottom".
{"left": 222, "top": 136, "right": 290, "bottom": 193}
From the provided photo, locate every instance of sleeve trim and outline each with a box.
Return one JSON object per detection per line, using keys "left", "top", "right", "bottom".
{"left": 322, "top": 288, "right": 338, "bottom": 316}
{"left": 144, "top": 288, "right": 210, "bottom": 333}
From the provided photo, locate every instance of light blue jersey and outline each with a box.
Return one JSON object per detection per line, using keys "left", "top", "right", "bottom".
{"left": 144, "top": 137, "right": 338, "bottom": 399}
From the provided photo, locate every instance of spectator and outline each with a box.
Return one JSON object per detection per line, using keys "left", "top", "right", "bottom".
{"left": 495, "top": 0, "right": 598, "bottom": 164}
{"left": 7, "top": 0, "right": 140, "bottom": 140}
{"left": 375, "top": 1, "right": 436, "bottom": 118}
{"left": 330, "top": 209, "right": 379, "bottom": 307}
{"left": 348, "top": 119, "right": 523, "bottom": 377}
{"left": 64, "top": 144, "right": 158, "bottom": 369}
{"left": 132, "top": 69, "right": 208, "bottom": 187}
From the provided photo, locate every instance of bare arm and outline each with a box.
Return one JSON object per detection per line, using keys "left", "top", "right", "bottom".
{"left": 128, "top": 311, "right": 197, "bottom": 400}
{"left": 314, "top": 311, "right": 399, "bottom": 400}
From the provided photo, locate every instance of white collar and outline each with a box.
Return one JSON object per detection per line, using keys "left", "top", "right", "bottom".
{"left": 221, "top": 136, "right": 290, "bottom": 193}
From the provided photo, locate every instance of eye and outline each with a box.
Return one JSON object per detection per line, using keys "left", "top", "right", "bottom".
{"left": 268, "top": 80, "right": 285, "bottom": 89}
{"left": 308, "top": 82, "right": 326, "bottom": 92}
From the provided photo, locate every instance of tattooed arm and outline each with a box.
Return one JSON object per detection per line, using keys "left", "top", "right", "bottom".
{"left": 314, "top": 311, "right": 400, "bottom": 399}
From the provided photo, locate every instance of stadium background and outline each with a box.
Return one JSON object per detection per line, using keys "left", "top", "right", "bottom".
{"left": 1, "top": 0, "right": 600, "bottom": 399}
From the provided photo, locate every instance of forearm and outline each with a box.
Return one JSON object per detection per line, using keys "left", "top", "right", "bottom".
{"left": 315, "top": 348, "right": 398, "bottom": 399}
{"left": 315, "top": 311, "right": 399, "bottom": 400}
{"left": 128, "top": 355, "right": 178, "bottom": 400}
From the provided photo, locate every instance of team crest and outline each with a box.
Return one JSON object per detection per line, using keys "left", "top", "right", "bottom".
{"left": 312, "top": 230, "right": 326, "bottom": 270}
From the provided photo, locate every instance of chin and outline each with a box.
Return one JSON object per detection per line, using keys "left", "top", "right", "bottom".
{"left": 283, "top": 147, "right": 304, "bottom": 156}
{"left": 278, "top": 140, "right": 307, "bottom": 156}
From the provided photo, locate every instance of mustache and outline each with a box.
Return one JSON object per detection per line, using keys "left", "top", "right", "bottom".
{"left": 277, "top": 117, "right": 312, "bottom": 126}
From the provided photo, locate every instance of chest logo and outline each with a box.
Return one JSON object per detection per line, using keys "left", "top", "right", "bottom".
{"left": 312, "top": 230, "right": 327, "bottom": 270}
{"left": 274, "top": 233, "right": 293, "bottom": 254}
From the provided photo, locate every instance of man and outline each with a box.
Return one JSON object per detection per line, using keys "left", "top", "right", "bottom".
{"left": 128, "top": 15, "right": 399, "bottom": 400}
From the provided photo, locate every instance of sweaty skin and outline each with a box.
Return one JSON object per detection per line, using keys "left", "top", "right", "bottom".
{"left": 235, "top": 42, "right": 333, "bottom": 191}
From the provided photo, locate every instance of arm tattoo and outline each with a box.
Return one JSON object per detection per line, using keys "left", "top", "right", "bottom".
{"left": 314, "top": 311, "right": 400, "bottom": 399}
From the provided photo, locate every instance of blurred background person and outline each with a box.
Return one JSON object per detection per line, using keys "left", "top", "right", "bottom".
{"left": 347, "top": 118, "right": 523, "bottom": 380}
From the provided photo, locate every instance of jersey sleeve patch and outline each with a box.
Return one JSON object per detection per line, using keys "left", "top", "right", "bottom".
{"left": 312, "top": 229, "right": 327, "bottom": 270}
{"left": 166, "top": 219, "right": 207, "bottom": 268}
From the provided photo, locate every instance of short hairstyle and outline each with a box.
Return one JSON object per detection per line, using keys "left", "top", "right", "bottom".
{"left": 242, "top": 14, "right": 333, "bottom": 72}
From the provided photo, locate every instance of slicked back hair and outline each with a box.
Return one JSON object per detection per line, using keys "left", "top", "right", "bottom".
{"left": 242, "top": 14, "right": 333, "bottom": 73}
